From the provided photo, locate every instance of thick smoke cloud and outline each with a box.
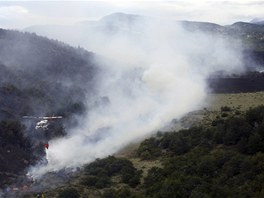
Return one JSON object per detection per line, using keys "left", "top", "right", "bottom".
{"left": 29, "top": 15, "right": 244, "bottom": 177}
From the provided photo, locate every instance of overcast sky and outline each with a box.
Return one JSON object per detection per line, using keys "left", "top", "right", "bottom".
{"left": 0, "top": 0, "right": 263, "bottom": 29}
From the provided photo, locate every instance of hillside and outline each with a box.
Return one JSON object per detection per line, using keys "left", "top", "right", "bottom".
{"left": 0, "top": 29, "right": 98, "bottom": 119}
{"left": 6, "top": 88, "right": 263, "bottom": 197}
{"left": 0, "top": 29, "right": 98, "bottom": 188}
{"left": 19, "top": 105, "right": 264, "bottom": 198}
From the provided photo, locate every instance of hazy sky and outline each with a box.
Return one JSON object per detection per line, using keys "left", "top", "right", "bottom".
{"left": 0, "top": 0, "right": 263, "bottom": 29}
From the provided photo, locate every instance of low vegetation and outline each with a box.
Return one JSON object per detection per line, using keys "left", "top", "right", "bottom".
{"left": 81, "top": 156, "right": 142, "bottom": 188}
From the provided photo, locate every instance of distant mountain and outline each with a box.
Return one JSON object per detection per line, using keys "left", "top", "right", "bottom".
{"left": 26, "top": 12, "right": 144, "bottom": 33}
{"left": 24, "top": 13, "right": 146, "bottom": 51}
{"left": 228, "top": 21, "right": 264, "bottom": 34}
{"left": 25, "top": 13, "right": 264, "bottom": 70}
{"left": 100, "top": 12, "right": 143, "bottom": 26}
{"left": 250, "top": 18, "right": 264, "bottom": 25}
{"left": 180, "top": 20, "right": 224, "bottom": 33}
{"left": 24, "top": 13, "right": 264, "bottom": 40}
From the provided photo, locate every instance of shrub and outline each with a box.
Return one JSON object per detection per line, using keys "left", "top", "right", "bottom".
{"left": 137, "top": 137, "right": 161, "bottom": 159}
{"left": 221, "top": 113, "right": 228, "bottom": 118}
{"left": 82, "top": 156, "right": 141, "bottom": 188}
{"left": 221, "top": 106, "right": 232, "bottom": 112}
{"left": 245, "top": 106, "right": 264, "bottom": 126}
{"left": 57, "top": 187, "right": 80, "bottom": 198}
{"left": 80, "top": 175, "right": 98, "bottom": 186}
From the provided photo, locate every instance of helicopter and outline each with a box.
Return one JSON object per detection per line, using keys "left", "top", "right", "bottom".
{"left": 22, "top": 116, "right": 63, "bottom": 130}
{"left": 22, "top": 116, "right": 63, "bottom": 150}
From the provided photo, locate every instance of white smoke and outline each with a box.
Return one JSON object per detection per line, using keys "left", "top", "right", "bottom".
{"left": 29, "top": 15, "right": 244, "bottom": 177}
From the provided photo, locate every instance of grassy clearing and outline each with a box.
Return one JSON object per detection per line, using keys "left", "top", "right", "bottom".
{"left": 199, "top": 92, "right": 264, "bottom": 126}
{"left": 205, "top": 92, "right": 264, "bottom": 111}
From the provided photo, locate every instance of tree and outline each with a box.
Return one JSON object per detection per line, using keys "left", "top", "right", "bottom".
{"left": 137, "top": 137, "right": 161, "bottom": 159}
{"left": 247, "top": 133, "right": 263, "bottom": 154}
{"left": 57, "top": 188, "right": 80, "bottom": 198}
{"left": 245, "top": 106, "right": 264, "bottom": 126}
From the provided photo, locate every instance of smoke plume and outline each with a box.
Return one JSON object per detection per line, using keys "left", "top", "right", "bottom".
{"left": 28, "top": 14, "right": 244, "bottom": 177}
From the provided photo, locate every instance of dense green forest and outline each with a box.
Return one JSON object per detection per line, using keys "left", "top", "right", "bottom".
{"left": 27, "top": 105, "right": 264, "bottom": 198}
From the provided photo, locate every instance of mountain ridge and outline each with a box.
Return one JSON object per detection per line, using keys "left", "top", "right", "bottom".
{"left": 24, "top": 13, "right": 264, "bottom": 35}
{"left": 24, "top": 13, "right": 264, "bottom": 58}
